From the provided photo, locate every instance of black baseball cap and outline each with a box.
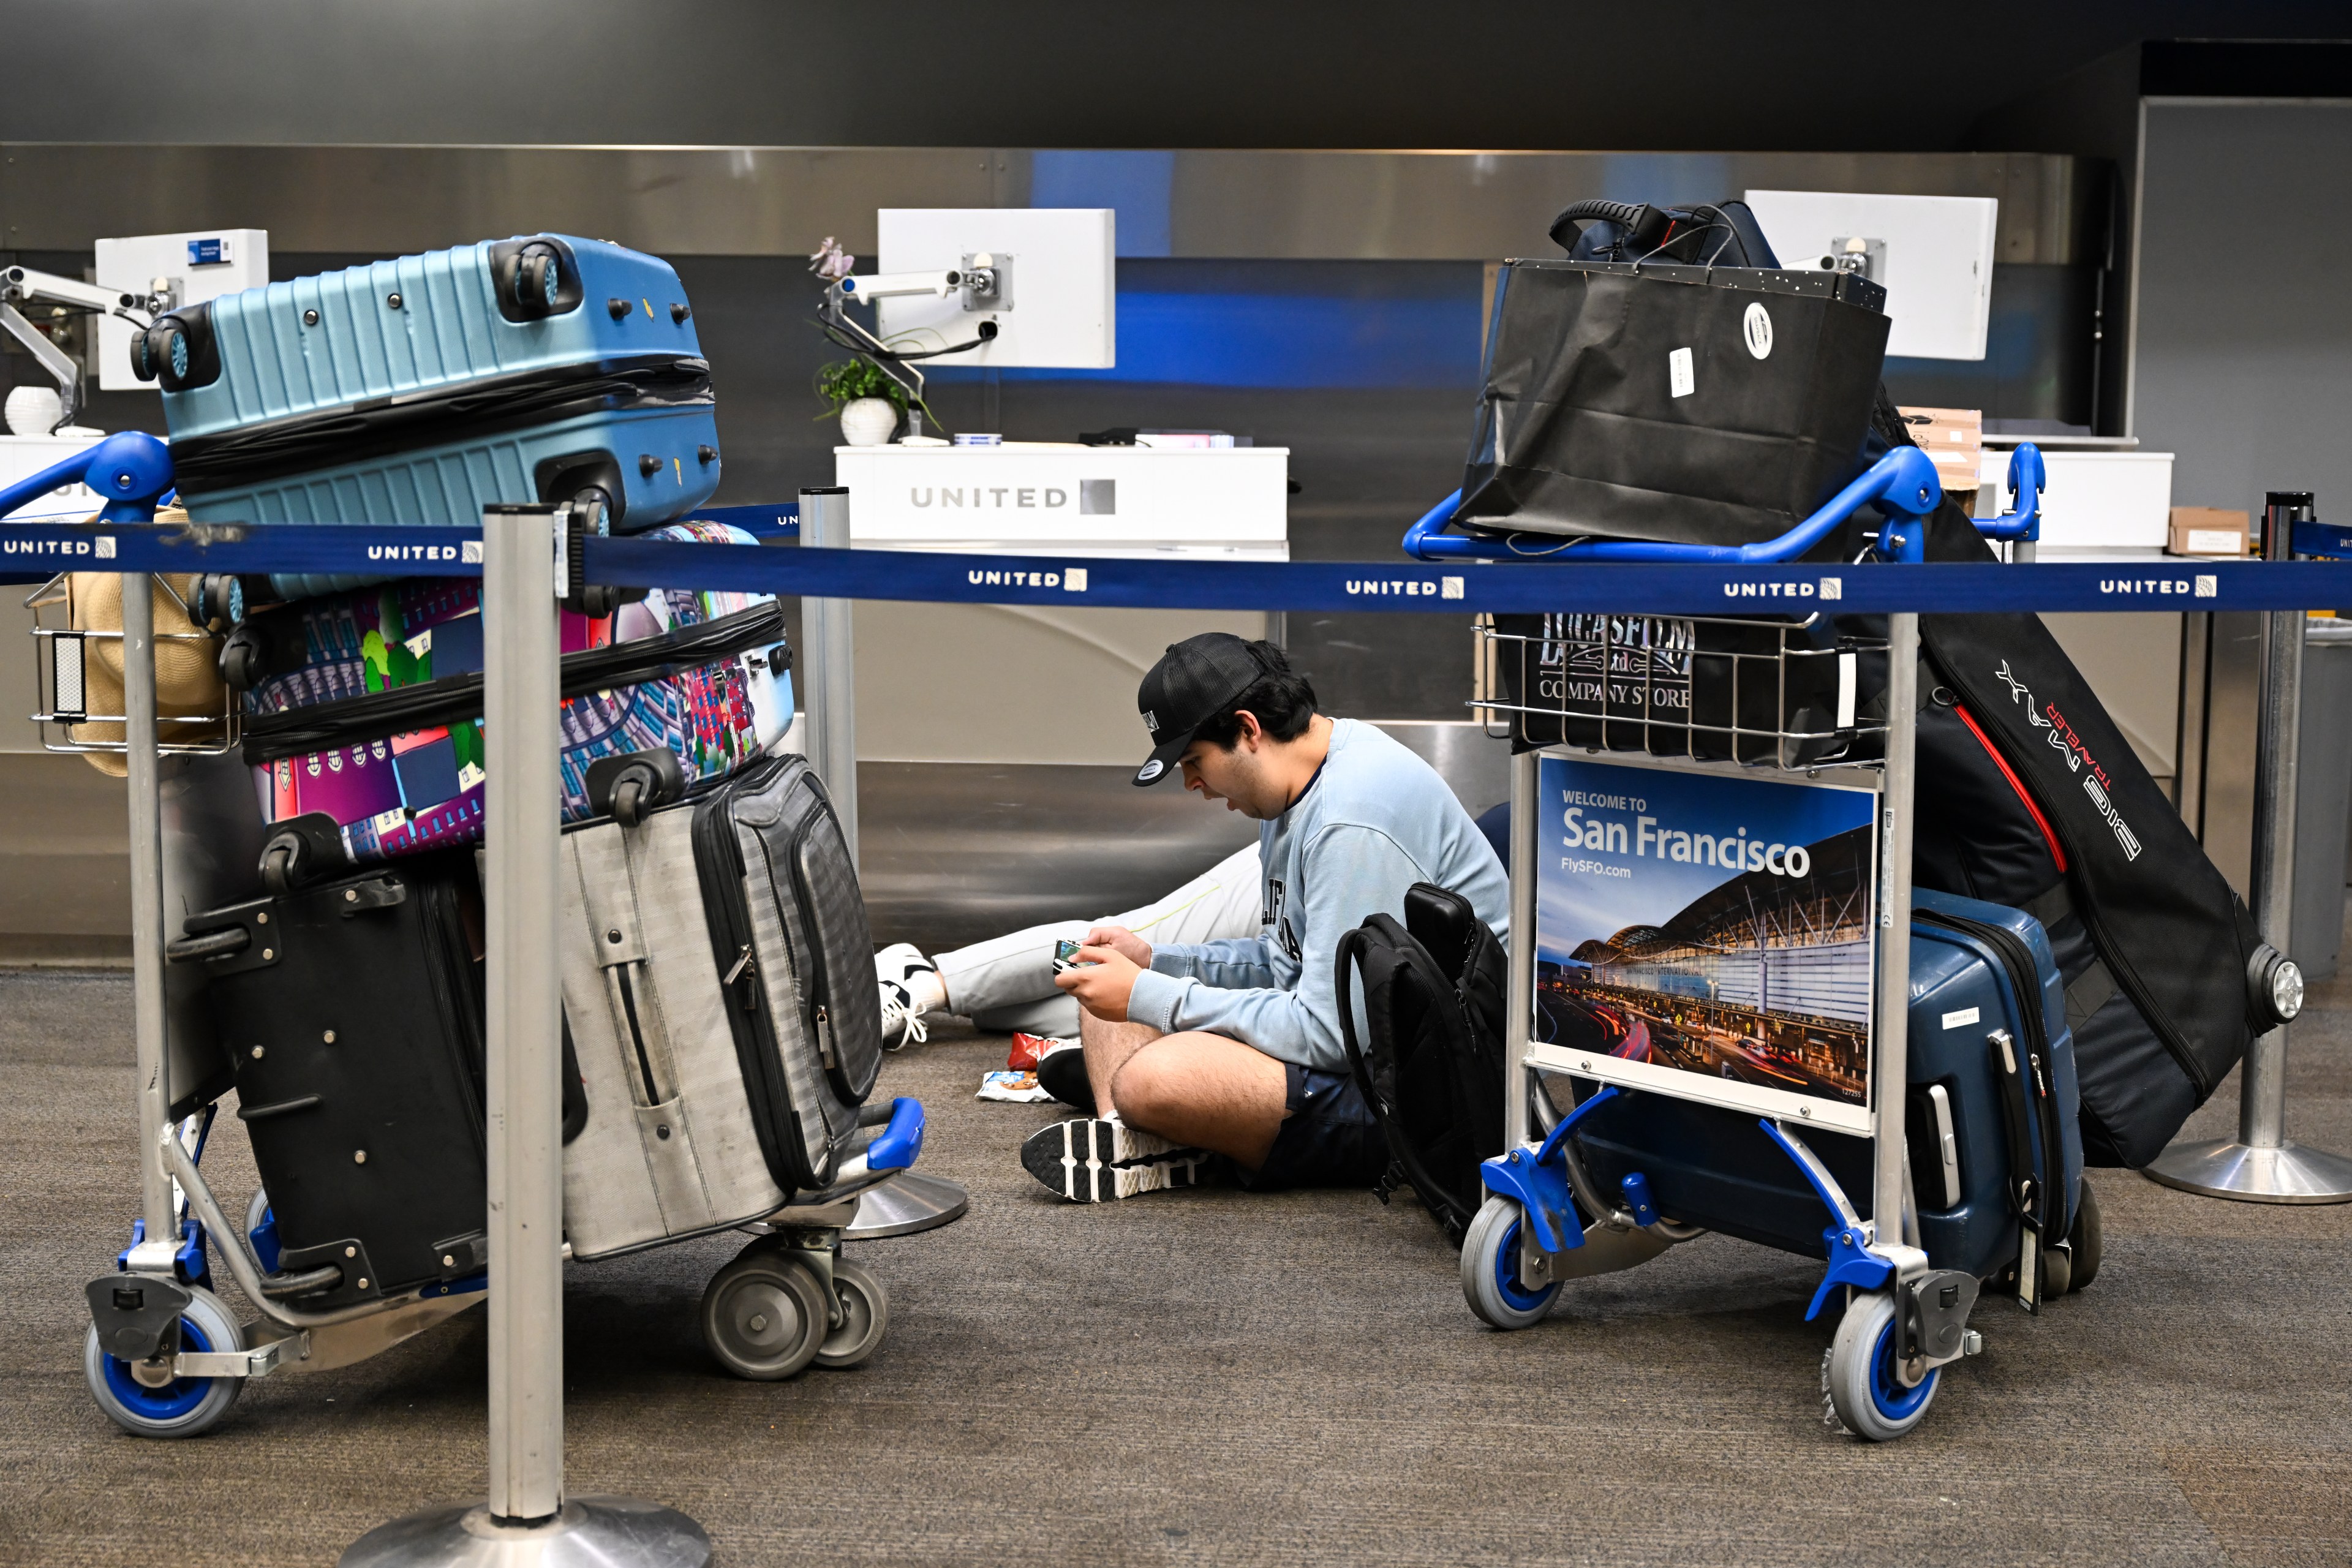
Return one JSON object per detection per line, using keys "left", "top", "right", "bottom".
{"left": 1131, "top": 633, "right": 1270, "bottom": 786}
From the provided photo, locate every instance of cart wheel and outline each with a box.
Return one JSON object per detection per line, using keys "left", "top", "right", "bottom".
{"left": 244, "top": 1188, "right": 270, "bottom": 1238}
{"left": 1824, "top": 1291, "right": 1938, "bottom": 1442}
{"left": 813, "top": 1257, "right": 889, "bottom": 1370}
{"left": 699, "top": 1243, "right": 829, "bottom": 1381}
{"left": 83, "top": 1284, "right": 244, "bottom": 1438}
{"left": 2064, "top": 1175, "right": 2102, "bottom": 1292}
{"left": 1461, "top": 1195, "right": 1561, "bottom": 1330}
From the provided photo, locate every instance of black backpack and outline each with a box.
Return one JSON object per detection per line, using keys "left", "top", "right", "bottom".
{"left": 1333, "top": 883, "right": 1509, "bottom": 1243}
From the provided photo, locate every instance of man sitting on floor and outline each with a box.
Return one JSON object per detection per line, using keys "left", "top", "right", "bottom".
{"left": 1023, "top": 632, "right": 1510, "bottom": 1202}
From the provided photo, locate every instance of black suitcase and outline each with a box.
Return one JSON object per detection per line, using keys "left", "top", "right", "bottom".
{"left": 172, "top": 853, "right": 492, "bottom": 1306}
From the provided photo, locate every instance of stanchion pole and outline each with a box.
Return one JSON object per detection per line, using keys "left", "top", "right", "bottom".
{"left": 2145, "top": 492, "right": 2352, "bottom": 1204}
{"left": 1504, "top": 747, "right": 1539, "bottom": 1149}
{"left": 341, "top": 507, "right": 710, "bottom": 1566}
{"left": 1871, "top": 612, "right": 1921, "bottom": 1242}
{"left": 119, "top": 574, "right": 181, "bottom": 1273}
{"left": 799, "top": 485, "right": 859, "bottom": 867}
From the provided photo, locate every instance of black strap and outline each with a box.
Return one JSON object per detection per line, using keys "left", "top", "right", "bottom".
{"left": 2018, "top": 882, "right": 2121, "bottom": 1035}
{"left": 2024, "top": 883, "right": 2073, "bottom": 929}
{"left": 1986, "top": 1030, "right": 2040, "bottom": 1230}
{"left": 2064, "top": 960, "right": 2119, "bottom": 1034}
{"left": 1333, "top": 926, "right": 1377, "bottom": 1104}
{"left": 241, "top": 598, "right": 785, "bottom": 764}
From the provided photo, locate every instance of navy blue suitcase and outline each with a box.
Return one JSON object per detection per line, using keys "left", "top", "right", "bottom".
{"left": 1567, "top": 886, "right": 2084, "bottom": 1291}
{"left": 139, "top": 234, "right": 720, "bottom": 596}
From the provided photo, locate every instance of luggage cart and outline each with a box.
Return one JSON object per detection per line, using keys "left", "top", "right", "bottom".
{"left": 1406, "top": 443, "right": 2051, "bottom": 1440}
{"left": 0, "top": 435, "right": 964, "bottom": 1440}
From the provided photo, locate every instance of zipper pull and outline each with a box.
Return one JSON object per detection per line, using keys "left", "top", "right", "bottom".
{"left": 812, "top": 1003, "right": 837, "bottom": 1068}
{"left": 723, "top": 944, "right": 760, "bottom": 1010}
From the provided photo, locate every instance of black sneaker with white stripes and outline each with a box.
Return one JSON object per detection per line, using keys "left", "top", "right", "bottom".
{"left": 1020, "top": 1118, "right": 1209, "bottom": 1203}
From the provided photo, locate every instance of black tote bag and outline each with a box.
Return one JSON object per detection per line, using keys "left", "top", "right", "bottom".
{"left": 1458, "top": 259, "right": 1891, "bottom": 548}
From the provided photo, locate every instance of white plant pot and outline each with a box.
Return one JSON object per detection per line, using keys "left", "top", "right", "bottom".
{"left": 839, "top": 398, "right": 899, "bottom": 447}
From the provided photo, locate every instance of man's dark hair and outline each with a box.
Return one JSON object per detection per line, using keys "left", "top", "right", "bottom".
{"left": 1191, "top": 641, "right": 1318, "bottom": 750}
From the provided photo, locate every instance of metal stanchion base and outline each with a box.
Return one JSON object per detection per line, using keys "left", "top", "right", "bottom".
{"left": 339, "top": 1496, "right": 710, "bottom": 1567}
{"left": 845, "top": 1172, "right": 970, "bottom": 1238}
{"left": 2142, "top": 1138, "right": 2352, "bottom": 1204}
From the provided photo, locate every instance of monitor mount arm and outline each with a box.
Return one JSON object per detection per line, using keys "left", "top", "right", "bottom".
{"left": 0, "top": 265, "right": 162, "bottom": 434}
{"left": 814, "top": 261, "right": 1006, "bottom": 441}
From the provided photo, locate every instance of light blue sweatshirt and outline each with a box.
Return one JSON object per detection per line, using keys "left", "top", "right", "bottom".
{"left": 1124, "top": 718, "right": 1511, "bottom": 1072}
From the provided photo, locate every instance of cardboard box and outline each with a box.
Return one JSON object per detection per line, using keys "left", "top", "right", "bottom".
{"left": 1899, "top": 406, "right": 1983, "bottom": 499}
{"left": 2168, "top": 506, "right": 2250, "bottom": 557}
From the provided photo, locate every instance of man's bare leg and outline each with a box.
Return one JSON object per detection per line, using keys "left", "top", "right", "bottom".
{"left": 1077, "top": 1010, "right": 1161, "bottom": 1120}
{"left": 1108, "top": 1031, "right": 1289, "bottom": 1169}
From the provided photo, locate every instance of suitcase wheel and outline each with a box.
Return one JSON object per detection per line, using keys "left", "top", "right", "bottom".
{"left": 1460, "top": 1194, "right": 1560, "bottom": 1331}
{"left": 813, "top": 1257, "right": 888, "bottom": 1370}
{"left": 83, "top": 1284, "right": 245, "bottom": 1439}
{"left": 1823, "top": 1290, "right": 1939, "bottom": 1442}
{"left": 2061, "top": 1175, "right": 2101, "bottom": 1294}
{"left": 699, "top": 1242, "right": 829, "bottom": 1381}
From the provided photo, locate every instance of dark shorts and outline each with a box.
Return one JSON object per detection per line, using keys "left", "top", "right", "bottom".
{"left": 1233, "top": 1061, "right": 1390, "bottom": 1193}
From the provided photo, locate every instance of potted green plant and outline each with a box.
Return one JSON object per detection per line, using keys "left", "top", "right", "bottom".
{"left": 814, "top": 357, "right": 910, "bottom": 446}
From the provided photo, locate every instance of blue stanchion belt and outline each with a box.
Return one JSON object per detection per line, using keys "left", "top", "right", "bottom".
{"left": 2, "top": 520, "right": 2349, "bottom": 614}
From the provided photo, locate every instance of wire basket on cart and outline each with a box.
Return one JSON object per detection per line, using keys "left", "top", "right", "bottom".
{"left": 1471, "top": 610, "right": 1888, "bottom": 771}
{"left": 24, "top": 571, "right": 239, "bottom": 759}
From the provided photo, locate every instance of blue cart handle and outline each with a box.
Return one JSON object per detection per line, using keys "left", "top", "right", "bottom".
{"left": 1404, "top": 442, "right": 2046, "bottom": 565}
{"left": 0, "top": 431, "right": 175, "bottom": 525}
{"left": 1971, "top": 443, "right": 2045, "bottom": 543}
{"left": 837, "top": 1096, "right": 925, "bottom": 1182}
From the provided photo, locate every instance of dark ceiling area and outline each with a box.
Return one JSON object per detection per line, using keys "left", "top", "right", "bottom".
{"left": 1, "top": 2, "right": 2346, "bottom": 153}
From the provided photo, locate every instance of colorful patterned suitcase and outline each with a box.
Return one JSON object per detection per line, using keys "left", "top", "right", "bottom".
{"left": 233, "top": 521, "right": 791, "bottom": 871}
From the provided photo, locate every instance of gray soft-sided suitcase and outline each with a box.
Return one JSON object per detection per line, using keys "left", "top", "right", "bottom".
{"left": 557, "top": 753, "right": 883, "bottom": 1261}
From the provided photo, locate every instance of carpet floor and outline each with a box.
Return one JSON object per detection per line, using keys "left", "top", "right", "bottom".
{"left": 4, "top": 952, "right": 2350, "bottom": 1567}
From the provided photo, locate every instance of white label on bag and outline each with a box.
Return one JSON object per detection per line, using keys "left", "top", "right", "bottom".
{"left": 1668, "top": 347, "right": 1695, "bottom": 398}
{"left": 1942, "top": 1006, "right": 1981, "bottom": 1030}
{"left": 1743, "top": 301, "right": 1773, "bottom": 359}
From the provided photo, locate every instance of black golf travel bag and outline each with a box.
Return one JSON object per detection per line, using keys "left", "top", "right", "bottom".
{"left": 1912, "top": 505, "right": 2293, "bottom": 1166}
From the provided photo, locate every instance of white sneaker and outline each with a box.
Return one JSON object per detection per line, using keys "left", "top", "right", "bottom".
{"left": 874, "top": 943, "right": 942, "bottom": 1049}
{"left": 880, "top": 990, "right": 929, "bottom": 1050}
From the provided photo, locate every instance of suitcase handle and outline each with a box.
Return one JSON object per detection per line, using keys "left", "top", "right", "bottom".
{"left": 254, "top": 1263, "right": 346, "bottom": 1300}
{"left": 166, "top": 927, "right": 250, "bottom": 963}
